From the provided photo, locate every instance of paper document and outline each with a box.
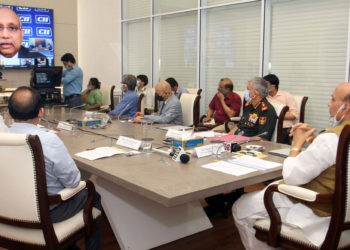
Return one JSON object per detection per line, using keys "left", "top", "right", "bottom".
{"left": 201, "top": 161, "right": 257, "bottom": 176}
{"left": 75, "top": 147, "right": 124, "bottom": 161}
{"left": 228, "top": 155, "right": 282, "bottom": 171}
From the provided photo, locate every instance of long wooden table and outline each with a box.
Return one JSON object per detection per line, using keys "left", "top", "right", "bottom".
{"left": 44, "top": 108, "right": 290, "bottom": 250}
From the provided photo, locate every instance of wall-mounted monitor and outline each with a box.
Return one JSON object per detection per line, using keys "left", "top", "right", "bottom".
{"left": 0, "top": 5, "right": 54, "bottom": 68}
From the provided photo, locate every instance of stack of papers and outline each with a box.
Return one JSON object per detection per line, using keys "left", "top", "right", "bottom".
{"left": 201, "top": 155, "right": 282, "bottom": 176}
{"left": 228, "top": 155, "right": 282, "bottom": 170}
{"left": 75, "top": 147, "right": 124, "bottom": 161}
{"left": 201, "top": 161, "right": 257, "bottom": 176}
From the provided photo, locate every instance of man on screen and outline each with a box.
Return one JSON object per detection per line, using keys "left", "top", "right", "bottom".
{"left": 0, "top": 7, "right": 45, "bottom": 61}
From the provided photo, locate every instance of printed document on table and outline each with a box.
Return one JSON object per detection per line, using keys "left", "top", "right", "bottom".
{"left": 201, "top": 161, "right": 257, "bottom": 176}
{"left": 228, "top": 155, "right": 282, "bottom": 170}
{"left": 75, "top": 147, "right": 124, "bottom": 161}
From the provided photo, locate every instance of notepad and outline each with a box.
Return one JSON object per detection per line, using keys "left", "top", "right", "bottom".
{"left": 201, "top": 161, "right": 257, "bottom": 176}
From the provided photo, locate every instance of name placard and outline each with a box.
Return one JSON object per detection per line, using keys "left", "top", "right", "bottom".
{"left": 57, "top": 121, "right": 73, "bottom": 131}
{"left": 116, "top": 136, "right": 142, "bottom": 150}
{"left": 193, "top": 144, "right": 224, "bottom": 158}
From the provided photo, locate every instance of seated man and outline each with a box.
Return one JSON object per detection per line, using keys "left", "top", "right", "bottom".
{"left": 232, "top": 82, "right": 350, "bottom": 250}
{"left": 133, "top": 80, "right": 183, "bottom": 125}
{"left": 166, "top": 77, "right": 189, "bottom": 98}
{"left": 109, "top": 74, "right": 138, "bottom": 119}
{"left": 203, "top": 78, "right": 242, "bottom": 129}
{"left": 264, "top": 74, "right": 298, "bottom": 144}
{"left": 229, "top": 77, "right": 277, "bottom": 141}
{"left": 6, "top": 86, "right": 102, "bottom": 249}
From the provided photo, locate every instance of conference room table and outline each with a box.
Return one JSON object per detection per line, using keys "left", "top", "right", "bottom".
{"left": 43, "top": 108, "right": 290, "bottom": 250}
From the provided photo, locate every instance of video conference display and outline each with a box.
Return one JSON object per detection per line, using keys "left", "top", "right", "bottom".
{"left": 0, "top": 5, "right": 54, "bottom": 68}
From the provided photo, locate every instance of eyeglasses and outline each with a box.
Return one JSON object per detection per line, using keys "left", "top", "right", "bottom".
{"left": 0, "top": 26, "right": 21, "bottom": 34}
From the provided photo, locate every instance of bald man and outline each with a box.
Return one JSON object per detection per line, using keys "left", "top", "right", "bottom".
{"left": 232, "top": 82, "right": 350, "bottom": 249}
{"left": 133, "top": 80, "right": 183, "bottom": 125}
{"left": 0, "top": 7, "right": 45, "bottom": 59}
{"left": 6, "top": 86, "right": 102, "bottom": 249}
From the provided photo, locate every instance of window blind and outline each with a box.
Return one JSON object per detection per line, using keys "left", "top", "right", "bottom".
{"left": 204, "top": 2, "right": 261, "bottom": 109}
{"left": 123, "top": 19, "right": 151, "bottom": 78}
{"left": 122, "top": 0, "right": 150, "bottom": 19}
{"left": 157, "top": 12, "right": 198, "bottom": 88}
{"left": 269, "top": 0, "right": 349, "bottom": 131}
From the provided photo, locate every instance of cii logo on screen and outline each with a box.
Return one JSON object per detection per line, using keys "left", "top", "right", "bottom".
{"left": 16, "top": 7, "right": 31, "bottom": 11}
{"left": 35, "top": 15, "right": 51, "bottom": 24}
{"left": 19, "top": 15, "right": 32, "bottom": 24}
{"left": 23, "top": 27, "right": 33, "bottom": 36}
{"left": 36, "top": 27, "right": 52, "bottom": 37}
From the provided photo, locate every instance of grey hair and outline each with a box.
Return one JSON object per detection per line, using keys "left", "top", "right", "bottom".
{"left": 250, "top": 77, "right": 269, "bottom": 98}
{"left": 122, "top": 74, "right": 136, "bottom": 91}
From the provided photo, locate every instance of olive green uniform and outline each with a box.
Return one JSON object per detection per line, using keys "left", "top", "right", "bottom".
{"left": 235, "top": 97, "right": 277, "bottom": 141}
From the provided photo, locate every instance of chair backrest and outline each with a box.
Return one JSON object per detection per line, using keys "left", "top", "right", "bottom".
{"left": 179, "top": 93, "right": 201, "bottom": 126}
{"left": 323, "top": 124, "right": 350, "bottom": 248}
{"left": 187, "top": 88, "right": 202, "bottom": 96}
{"left": 270, "top": 102, "right": 289, "bottom": 143}
{"left": 100, "top": 84, "right": 115, "bottom": 109}
{"left": 137, "top": 93, "right": 145, "bottom": 113}
{"left": 293, "top": 95, "right": 308, "bottom": 123}
{"left": 235, "top": 91, "right": 245, "bottom": 116}
{"left": 0, "top": 133, "right": 54, "bottom": 238}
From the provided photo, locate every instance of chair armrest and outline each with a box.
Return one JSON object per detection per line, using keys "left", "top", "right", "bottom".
{"left": 277, "top": 184, "right": 319, "bottom": 202}
{"left": 58, "top": 181, "right": 86, "bottom": 201}
{"left": 261, "top": 183, "right": 333, "bottom": 247}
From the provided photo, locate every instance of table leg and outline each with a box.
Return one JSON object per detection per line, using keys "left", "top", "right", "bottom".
{"left": 96, "top": 177, "right": 213, "bottom": 250}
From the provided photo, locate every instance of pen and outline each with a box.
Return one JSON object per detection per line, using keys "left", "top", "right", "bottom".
{"left": 86, "top": 148, "right": 96, "bottom": 151}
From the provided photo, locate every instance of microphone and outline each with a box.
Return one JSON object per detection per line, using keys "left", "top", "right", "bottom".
{"left": 67, "top": 104, "right": 85, "bottom": 122}
{"left": 153, "top": 147, "right": 190, "bottom": 164}
{"left": 238, "top": 131, "right": 268, "bottom": 145}
{"left": 51, "top": 104, "right": 68, "bottom": 110}
{"left": 69, "top": 104, "right": 85, "bottom": 113}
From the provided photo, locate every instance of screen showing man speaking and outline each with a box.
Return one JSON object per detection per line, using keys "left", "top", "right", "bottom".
{"left": 0, "top": 5, "right": 54, "bottom": 68}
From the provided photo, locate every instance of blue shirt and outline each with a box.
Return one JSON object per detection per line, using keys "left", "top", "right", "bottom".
{"left": 61, "top": 65, "right": 83, "bottom": 97}
{"left": 109, "top": 91, "right": 138, "bottom": 118}
{"left": 7, "top": 123, "right": 81, "bottom": 195}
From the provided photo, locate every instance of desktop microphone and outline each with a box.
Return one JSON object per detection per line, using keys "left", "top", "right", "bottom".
{"left": 153, "top": 147, "right": 190, "bottom": 164}
{"left": 51, "top": 104, "right": 68, "bottom": 109}
{"left": 69, "top": 104, "right": 85, "bottom": 113}
{"left": 238, "top": 131, "right": 268, "bottom": 145}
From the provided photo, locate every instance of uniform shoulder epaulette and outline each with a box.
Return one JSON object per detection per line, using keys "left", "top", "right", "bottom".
{"left": 261, "top": 102, "right": 268, "bottom": 111}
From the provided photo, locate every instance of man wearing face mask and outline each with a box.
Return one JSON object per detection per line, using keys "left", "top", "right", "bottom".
{"left": 232, "top": 82, "right": 350, "bottom": 250}
{"left": 61, "top": 53, "right": 83, "bottom": 108}
{"left": 133, "top": 80, "right": 183, "bottom": 125}
{"left": 109, "top": 74, "right": 138, "bottom": 119}
{"left": 229, "top": 77, "right": 277, "bottom": 141}
{"left": 203, "top": 78, "right": 242, "bottom": 126}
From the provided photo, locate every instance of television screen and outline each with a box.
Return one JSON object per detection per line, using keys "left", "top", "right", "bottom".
{"left": 30, "top": 66, "right": 62, "bottom": 89}
{"left": 0, "top": 5, "right": 54, "bottom": 68}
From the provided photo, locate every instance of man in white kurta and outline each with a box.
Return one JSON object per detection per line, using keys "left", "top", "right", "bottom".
{"left": 232, "top": 82, "right": 350, "bottom": 249}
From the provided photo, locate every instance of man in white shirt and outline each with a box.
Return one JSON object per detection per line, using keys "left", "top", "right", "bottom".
{"left": 264, "top": 74, "right": 298, "bottom": 144}
{"left": 232, "top": 82, "right": 350, "bottom": 249}
{"left": 7, "top": 86, "right": 102, "bottom": 249}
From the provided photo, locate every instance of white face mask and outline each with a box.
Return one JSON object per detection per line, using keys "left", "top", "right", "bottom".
{"left": 329, "top": 103, "right": 345, "bottom": 128}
